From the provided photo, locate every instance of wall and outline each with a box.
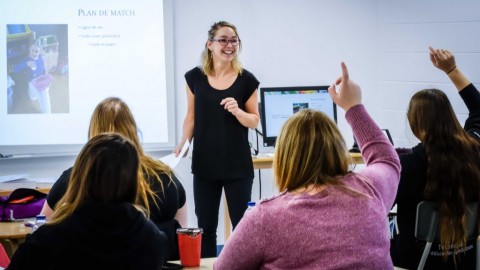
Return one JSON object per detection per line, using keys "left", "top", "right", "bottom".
{"left": 172, "top": 0, "right": 378, "bottom": 244}
{"left": 2, "top": 0, "right": 480, "bottom": 245}
{"left": 376, "top": 0, "right": 480, "bottom": 147}
{"left": 170, "top": 0, "right": 480, "bottom": 244}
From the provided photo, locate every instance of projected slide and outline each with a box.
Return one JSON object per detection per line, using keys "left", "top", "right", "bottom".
{"left": 1, "top": 0, "right": 169, "bottom": 149}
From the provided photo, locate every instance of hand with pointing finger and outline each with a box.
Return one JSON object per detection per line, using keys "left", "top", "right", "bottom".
{"left": 328, "top": 62, "right": 362, "bottom": 112}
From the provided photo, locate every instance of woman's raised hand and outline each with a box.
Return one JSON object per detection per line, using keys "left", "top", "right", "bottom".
{"left": 429, "top": 46, "right": 456, "bottom": 74}
{"left": 328, "top": 62, "right": 362, "bottom": 111}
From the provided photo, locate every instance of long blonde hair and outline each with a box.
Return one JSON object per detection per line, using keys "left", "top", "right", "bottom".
{"left": 51, "top": 133, "right": 140, "bottom": 224}
{"left": 201, "top": 21, "right": 243, "bottom": 76}
{"left": 274, "top": 109, "right": 349, "bottom": 191}
{"left": 86, "top": 97, "right": 174, "bottom": 216}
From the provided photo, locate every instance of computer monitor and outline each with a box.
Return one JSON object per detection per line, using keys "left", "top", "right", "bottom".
{"left": 259, "top": 86, "right": 337, "bottom": 147}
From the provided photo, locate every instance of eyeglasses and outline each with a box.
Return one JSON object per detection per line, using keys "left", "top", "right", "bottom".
{"left": 210, "top": 38, "right": 240, "bottom": 46}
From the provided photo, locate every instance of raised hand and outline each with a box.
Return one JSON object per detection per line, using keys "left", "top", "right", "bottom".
{"left": 328, "top": 62, "right": 362, "bottom": 111}
{"left": 429, "top": 46, "right": 456, "bottom": 74}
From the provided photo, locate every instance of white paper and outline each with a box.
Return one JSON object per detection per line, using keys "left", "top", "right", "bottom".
{"left": 159, "top": 139, "right": 190, "bottom": 169}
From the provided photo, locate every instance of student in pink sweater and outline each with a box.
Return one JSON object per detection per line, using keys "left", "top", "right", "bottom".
{"left": 214, "top": 63, "right": 401, "bottom": 270}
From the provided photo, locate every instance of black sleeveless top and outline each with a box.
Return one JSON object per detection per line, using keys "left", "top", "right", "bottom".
{"left": 185, "top": 67, "right": 259, "bottom": 179}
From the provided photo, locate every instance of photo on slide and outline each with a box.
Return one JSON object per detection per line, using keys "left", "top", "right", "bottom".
{"left": 7, "top": 24, "right": 69, "bottom": 114}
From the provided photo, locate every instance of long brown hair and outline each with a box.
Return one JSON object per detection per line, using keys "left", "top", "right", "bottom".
{"left": 51, "top": 133, "right": 140, "bottom": 224}
{"left": 407, "top": 89, "right": 480, "bottom": 256}
{"left": 274, "top": 109, "right": 349, "bottom": 191}
{"left": 87, "top": 97, "right": 174, "bottom": 216}
{"left": 201, "top": 21, "right": 243, "bottom": 76}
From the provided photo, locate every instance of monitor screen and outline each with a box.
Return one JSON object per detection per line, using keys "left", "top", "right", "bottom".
{"left": 259, "top": 86, "right": 337, "bottom": 147}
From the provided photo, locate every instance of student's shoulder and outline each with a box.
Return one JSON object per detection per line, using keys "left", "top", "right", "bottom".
{"left": 248, "top": 192, "right": 292, "bottom": 225}
{"left": 52, "top": 167, "right": 73, "bottom": 188}
{"left": 257, "top": 191, "right": 288, "bottom": 207}
{"left": 402, "top": 143, "right": 426, "bottom": 161}
{"left": 60, "top": 167, "right": 73, "bottom": 178}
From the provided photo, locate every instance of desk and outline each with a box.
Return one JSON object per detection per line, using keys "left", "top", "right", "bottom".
{"left": 0, "top": 187, "right": 49, "bottom": 258}
{"left": 252, "top": 156, "right": 274, "bottom": 169}
{"left": 252, "top": 152, "right": 364, "bottom": 169}
{"left": 0, "top": 221, "right": 32, "bottom": 240}
{"left": 168, "top": 257, "right": 215, "bottom": 269}
{"left": 223, "top": 153, "right": 365, "bottom": 241}
{"left": 168, "top": 258, "right": 407, "bottom": 270}
{"left": 0, "top": 219, "right": 33, "bottom": 258}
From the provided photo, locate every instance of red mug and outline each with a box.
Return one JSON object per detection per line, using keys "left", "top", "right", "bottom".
{"left": 177, "top": 228, "right": 203, "bottom": 267}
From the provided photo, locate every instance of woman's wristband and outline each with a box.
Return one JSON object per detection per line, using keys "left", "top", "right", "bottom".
{"left": 447, "top": 65, "right": 457, "bottom": 75}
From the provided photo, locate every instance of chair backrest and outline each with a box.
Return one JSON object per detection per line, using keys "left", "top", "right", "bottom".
{"left": 415, "top": 201, "right": 478, "bottom": 243}
{"left": 415, "top": 201, "right": 479, "bottom": 270}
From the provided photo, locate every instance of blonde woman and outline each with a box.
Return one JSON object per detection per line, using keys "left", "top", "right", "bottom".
{"left": 41, "top": 97, "right": 186, "bottom": 260}
{"left": 214, "top": 63, "right": 400, "bottom": 269}
{"left": 174, "top": 21, "right": 260, "bottom": 258}
{"left": 9, "top": 133, "right": 167, "bottom": 269}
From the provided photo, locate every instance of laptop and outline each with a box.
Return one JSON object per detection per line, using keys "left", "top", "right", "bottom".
{"left": 349, "top": 129, "right": 393, "bottom": 153}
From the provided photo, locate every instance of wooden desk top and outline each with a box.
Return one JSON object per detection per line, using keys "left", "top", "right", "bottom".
{"left": 0, "top": 220, "right": 33, "bottom": 239}
{"left": 253, "top": 152, "right": 363, "bottom": 169}
{"left": 252, "top": 156, "right": 275, "bottom": 169}
{"left": 168, "top": 257, "right": 215, "bottom": 269}
{"left": 169, "top": 258, "right": 406, "bottom": 269}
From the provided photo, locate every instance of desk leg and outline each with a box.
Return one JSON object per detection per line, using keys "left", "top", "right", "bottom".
{"left": 223, "top": 193, "right": 231, "bottom": 242}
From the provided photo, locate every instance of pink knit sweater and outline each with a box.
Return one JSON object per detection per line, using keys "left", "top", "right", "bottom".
{"left": 214, "top": 104, "right": 401, "bottom": 270}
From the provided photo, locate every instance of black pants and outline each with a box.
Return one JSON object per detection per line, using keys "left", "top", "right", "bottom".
{"left": 193, "top": 175, "right": 253, "bottom": 258}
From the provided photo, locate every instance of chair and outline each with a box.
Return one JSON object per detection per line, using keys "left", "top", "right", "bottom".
{"left": 414, "top": 201, "right": 479, "bottom": 270}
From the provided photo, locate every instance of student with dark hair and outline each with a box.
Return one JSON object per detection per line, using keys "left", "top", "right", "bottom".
{"left": 8, "top": 133, "right": 168, "bottom": 270}
{"left": 391, "top": 47, "right": 480, "bottom": 269}
{"left": 41, "top": 97, "right": 186, "bottom": 260}
{"left": 214, "top": 63, "right": 400, "bottom": 269}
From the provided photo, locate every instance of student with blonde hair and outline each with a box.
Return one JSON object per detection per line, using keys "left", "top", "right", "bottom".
{"left": 41, "top": 97, "right": 186, "bottom": 260}
{"left": 214, "top": 63, "right": 401, "bottom": 269}
{"left": 8, "top": 133, "right": 168, "bottom": 269}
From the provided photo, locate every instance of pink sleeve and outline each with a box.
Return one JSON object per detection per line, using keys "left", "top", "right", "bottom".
{"left": 213, "top": 207, "right": 264, "bottom": 270}
{"left": 345, "top": 104, "right": 401, "bottom": 211}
